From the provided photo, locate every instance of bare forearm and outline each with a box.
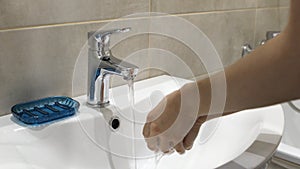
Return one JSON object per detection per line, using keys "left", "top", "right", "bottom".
{"left": 224, "top": 31, "right": 300, "bottom": 112}
{"left": 197, "top": 2, "right": 300, "bottom": 116}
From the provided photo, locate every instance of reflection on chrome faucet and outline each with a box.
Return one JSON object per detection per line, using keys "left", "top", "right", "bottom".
{"left": 241, "top": 31, "right": 280, "bottom": 58}
{"left": 241, "top": 43, "right": 253, "bottom": 58}
{"left": 87, "top": 27, "right": 139, "bottom": 107}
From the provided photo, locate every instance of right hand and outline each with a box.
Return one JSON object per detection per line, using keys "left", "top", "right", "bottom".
{"left": 143, "top": 83, "right": 201, "bottom": 154}
{"left": 181, "top": 116, "right": 207, "bottom": 152}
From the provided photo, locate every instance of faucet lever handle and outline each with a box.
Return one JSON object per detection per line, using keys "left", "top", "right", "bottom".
{"left": 97, "top": 27, "right": 131, "bottom": 40}
{"left": 266, "top": 31, "right": 280, "bottom": 40}
{"left": 95, "top": 27, "right": 131, "bottom": 54}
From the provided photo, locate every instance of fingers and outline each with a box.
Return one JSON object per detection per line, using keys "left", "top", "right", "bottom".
{"left": 164, "top": 148, "right": 175, "bottom": 155}
{"left": 145, "top": 116, "right": 205, "bottom": 153}
{"left": 161, "top": 140, "right": 171, "bottom": 153}
{"left": 147, "top": 97, "right": 167, "bottom": 123}
{"left": 143, "top": 101, "right": 164, "bottom": 139}
{"left": 143, "top": 122, "right": 150, "bottom": 138}
{"left": 158, "top": 139, "right": 185, "bottom": 155}
{"left": 183, "top": 117, "right": 205, "bottom": 150}
{"left": 144, "top": 123, "right": 179, "bottom": 154}
{"left": 174, "top": 142, "right": 185, "bottom": 154}
{"left": 145, "top": 123, "right": 160, "bottom": 151}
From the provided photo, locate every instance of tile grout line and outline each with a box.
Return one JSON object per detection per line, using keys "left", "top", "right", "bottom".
{"left": 149, "top": 0, "right": 152, "bottom": 13}
{"left": 147, "top": 0, "right": 152, "bottom": 79}
{"left": 277, "top": 1, "right": 283, "bottom": 31}
{"left": 0, "top": 6, "right": 289, "bottom": 33}
{"left": 174, "top": 6, "right": 289, "bottom": 17}
{"left": 253, "top": 0, "right": 258, "bottom": 47}
{"left": 0, "top": 17, "right": 146, "bottom": 32}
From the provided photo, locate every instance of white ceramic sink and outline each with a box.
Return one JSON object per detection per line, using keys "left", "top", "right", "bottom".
{"left": 275, "top": 100, "right": 300, "bottom": 165}
{"left": 0, "top": 75, "right": 284, "bottom": 169}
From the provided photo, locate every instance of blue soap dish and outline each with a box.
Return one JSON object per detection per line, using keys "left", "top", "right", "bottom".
{"left": 11, "top": 96, "right": 80, "bottom": 125}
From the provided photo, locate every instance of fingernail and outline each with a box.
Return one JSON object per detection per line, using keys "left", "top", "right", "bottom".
{"left": 186, "top": 146, "right": 192, "bottom": 150}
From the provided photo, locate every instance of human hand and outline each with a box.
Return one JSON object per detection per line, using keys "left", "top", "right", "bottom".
{"left": 143, "top": 83, "right": 200, "bottom": 154}
{"left": 181, "top": 115, "right": 207, "bottom": 151}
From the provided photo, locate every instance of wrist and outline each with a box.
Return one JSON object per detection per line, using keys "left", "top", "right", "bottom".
{"left": 196, "top": 78, "right": 212, "bottom": 117}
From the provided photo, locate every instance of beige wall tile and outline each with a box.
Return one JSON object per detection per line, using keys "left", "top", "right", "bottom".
{"left": 185, "top": 11, "right": 256, "bottom": 66}
{"left": 0, "top": 0, "right": 149, "bottom": 29}
{"left": 254, "top": 8, "right": 281, "bottom": 46}
{"left": 148, "top": 35, "right": 207, "bottom": 78}
{"left": 256, "top": 0, "right": 279, "bottom": 8}
{"left": 151, "top": 0, "right": 256, "bottom": 14}
{"left": 256, "top": 0, "right": 289, "bottom": 8}
{"left": 0, "top": 26, "right": 83, "bottom": 115}
{"left": 254, "top": 5, "right": 290, "bottom": 42}
{"left": 149, "top": 10, "right": 256, "bottom": 78}
{"left": 0, "top": 19, "right": 149, "bottom": 116}
{"left": 279, "top": 0, "right": 290, "bottom": 7}
{"left": 279, "top": 7, "right": 289, "bottom": 30}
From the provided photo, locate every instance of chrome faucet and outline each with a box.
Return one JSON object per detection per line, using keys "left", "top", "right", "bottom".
{"left": 241, "top": 43, "right": 253, "bottom": 57}
{"left": 241, "top": 31, "right": 280, "bottom": 57}
{"left": 87, "top": 27, "right": 139, "bottom": 107}
{"left": 260, "top": 31, "right": 280, "bottom": 45}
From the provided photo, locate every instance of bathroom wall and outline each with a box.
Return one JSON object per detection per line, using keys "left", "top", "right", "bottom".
{"left": 0, "top": 0, "right": 290, "bottom": 115}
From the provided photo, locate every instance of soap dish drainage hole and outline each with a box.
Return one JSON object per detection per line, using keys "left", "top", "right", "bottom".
{"left": 110, "top": 116, "right": 120, "bottom": 131}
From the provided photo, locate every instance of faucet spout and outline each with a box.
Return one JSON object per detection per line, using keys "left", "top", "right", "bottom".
{"left": 87, "top": 28, "right": 139, "bottom": 107}
{"left": 99, "top": 56, "right": 139, "bottom": 81}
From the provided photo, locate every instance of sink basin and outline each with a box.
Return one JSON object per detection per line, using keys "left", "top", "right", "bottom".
{"left": 0, "top": 75, "right": 284, "bottom": 169}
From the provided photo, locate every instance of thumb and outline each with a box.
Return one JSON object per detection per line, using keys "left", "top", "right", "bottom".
{"left": 183, "top": 116, "right": 206, "bottom": 150}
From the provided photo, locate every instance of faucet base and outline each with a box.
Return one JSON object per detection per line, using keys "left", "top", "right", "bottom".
{"left": 86, "top": 101, "right": 110, "bottom": 108}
